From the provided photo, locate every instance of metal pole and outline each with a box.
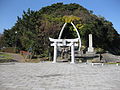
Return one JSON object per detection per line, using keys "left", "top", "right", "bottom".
{"left": 15, "top": 31, "right": 17, "bottom": 53}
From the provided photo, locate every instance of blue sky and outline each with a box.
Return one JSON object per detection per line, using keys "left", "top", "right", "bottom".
{"left": 0, "top": 0, "right": 120, "bottom": 34}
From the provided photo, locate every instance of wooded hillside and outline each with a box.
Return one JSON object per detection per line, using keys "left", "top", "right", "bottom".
{"left": 2, "top": 3, "right": 120, "bottom": 55}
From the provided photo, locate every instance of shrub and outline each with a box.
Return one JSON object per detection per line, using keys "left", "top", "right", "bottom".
{"left": 1, "top": 47, "right": 17, "bottom": 53}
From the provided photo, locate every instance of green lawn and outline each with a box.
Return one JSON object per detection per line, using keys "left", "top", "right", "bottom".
{"left": 106, "top": 62, "right": 120, "bottom": 64}
{"left": 0, "top": 52, "right": 14, "bottom": 63}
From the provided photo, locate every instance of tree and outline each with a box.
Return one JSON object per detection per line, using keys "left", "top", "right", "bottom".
{"left": 2, "top": 3, "right": 120, "bottom": 55}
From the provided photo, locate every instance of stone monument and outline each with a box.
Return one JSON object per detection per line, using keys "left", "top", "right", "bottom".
{"left": 87, "top": 34, "right": 94, "bottom": 52}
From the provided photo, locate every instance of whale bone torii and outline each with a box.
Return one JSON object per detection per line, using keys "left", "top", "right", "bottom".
{"left": 49, "top": 22, "right": 81, "bottom": 63}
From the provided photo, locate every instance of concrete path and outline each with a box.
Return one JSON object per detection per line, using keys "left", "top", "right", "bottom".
{"left": 0, "top": 62, "right": 120, "bottom": 90}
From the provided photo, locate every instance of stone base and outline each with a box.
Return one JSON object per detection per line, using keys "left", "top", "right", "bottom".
{"left": 52, "top": 61, "right": 56, "bottom": 63}
{"left": 70, "top": 62, "right": 75, "bottom": 64}
{"left": 87, "top": 47, "right": 94, "bottom": 52}
{"left": 87, "top": 60, "right": 92, "bottom": 63}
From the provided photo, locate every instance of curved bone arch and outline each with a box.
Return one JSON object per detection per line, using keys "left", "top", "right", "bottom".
{"left": 58, "top": 22, "right": 81, "bottom": 51}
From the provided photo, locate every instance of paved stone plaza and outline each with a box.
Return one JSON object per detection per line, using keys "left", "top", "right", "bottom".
{"left": 0, "top": 62, "right": 120, "bottom": 90}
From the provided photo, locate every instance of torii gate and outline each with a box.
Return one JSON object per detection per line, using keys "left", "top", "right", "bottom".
{"left": 49, "top": 22, "right": 81, "bottom": 63}
{"left": 49, "top": 38, "right": 79, "bottom": 63}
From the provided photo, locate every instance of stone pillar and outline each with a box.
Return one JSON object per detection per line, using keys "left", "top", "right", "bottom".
{"left": 70, "top": 42, "right": 75, "bottom": 64}
{"left": 88, "top": 34, "right": 94, "bottom": 52}
{"left": 53, "top": 43, "right": 57, "bottom": 63}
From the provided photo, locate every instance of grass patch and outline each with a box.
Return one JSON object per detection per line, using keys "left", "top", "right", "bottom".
{"left": 0, "top": 52, "right": 14, "bottom": 63}
{"left": 106, "top": 62, "right": 120, "bottom": 64}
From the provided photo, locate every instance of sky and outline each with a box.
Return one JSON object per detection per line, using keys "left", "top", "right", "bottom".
{"left": 0, "top": 0, "right": 120, "bottom": 34}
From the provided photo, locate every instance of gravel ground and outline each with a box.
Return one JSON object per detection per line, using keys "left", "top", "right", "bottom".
{"left": 0, "top": 62, "right": 120, "bottom": 90}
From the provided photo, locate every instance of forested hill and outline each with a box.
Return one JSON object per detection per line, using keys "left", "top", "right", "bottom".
{"left": 2, "top": 3, "right": 120, "bottom": 55}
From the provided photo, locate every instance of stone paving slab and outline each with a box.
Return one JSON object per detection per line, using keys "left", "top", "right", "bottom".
{"left": 0, "top": 62, "right": 120, "bottom": 90}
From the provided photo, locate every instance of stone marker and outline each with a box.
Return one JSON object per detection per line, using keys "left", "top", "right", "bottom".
{"left": 88, "top": 34, "right": 94, "bottom": 52}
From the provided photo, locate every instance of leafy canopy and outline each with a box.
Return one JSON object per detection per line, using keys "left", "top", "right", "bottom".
{"left": 62, "top": 15, "right": 80, "bottom": 23}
